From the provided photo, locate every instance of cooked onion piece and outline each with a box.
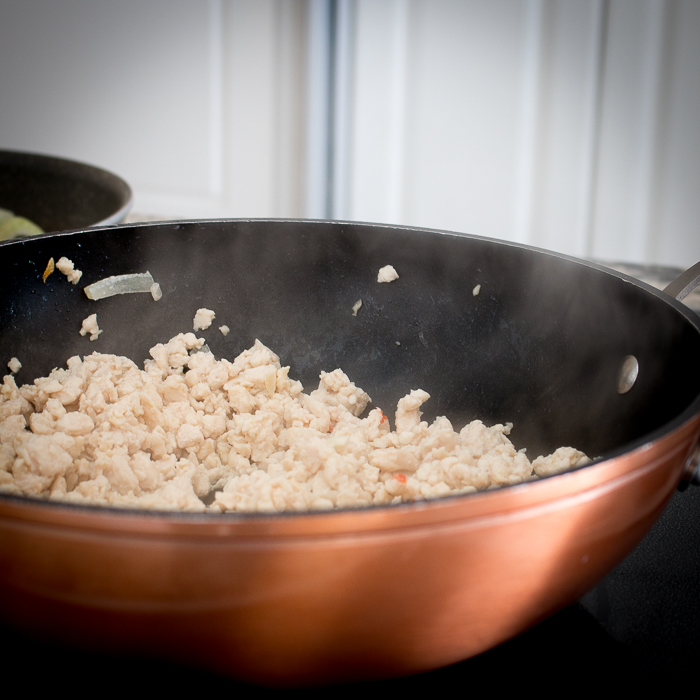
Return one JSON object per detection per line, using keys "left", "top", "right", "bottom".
{"left": 84, "top": 272, "right": 156, "bottom": 300}
{"left": 42, "top": 258, "right": 55, "bottom": 284}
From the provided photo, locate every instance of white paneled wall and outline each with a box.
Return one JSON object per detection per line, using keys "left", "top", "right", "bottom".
{"left": 346, "top": 0, "right": 700, "bottom": 265}
{"left": 591, "top": 0, "right": 667, "bottom": 263}
{"left": 527, "top": 0, "right": 606, "bottom": 257}
{"left": 0, "top": 0, "right": 698, "bottom": 265}
{"left": 220, "top": 0, "right": 308, "bottom": 218}
{"left": 350, "top": 0, "right": 538, "bottom": 242}
{"left": 652, "top": 0, "right": 700, "bottom": 267}
{"left": 0, "top": 1, "right": 218, "bottom": 211}
{"left": 0, "top": 0, "right": 309, "bottom": 219}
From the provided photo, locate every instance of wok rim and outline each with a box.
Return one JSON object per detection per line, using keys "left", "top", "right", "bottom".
{"left": 1, "top": 217, "right": 699, "bottom": 529}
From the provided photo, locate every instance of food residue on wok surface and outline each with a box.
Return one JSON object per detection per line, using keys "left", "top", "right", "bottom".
{"left": 79, "top": 314, "right": 102, "bottom": 341}
{"left": 377, "top": 265, "right": 399, "bottom": 283}
{"left": 193, "top": 308, "right": 215, "bottom": 331}
{"left": 56, "top": 257, "right": 83, "bottom": 285}
{"left": 0, "top": 328, "right": 589, "bottom": 513}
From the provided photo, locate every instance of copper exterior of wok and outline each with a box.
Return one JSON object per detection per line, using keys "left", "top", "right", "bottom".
{"left": 0, "top": 219, "right": 699, "bottom": 685}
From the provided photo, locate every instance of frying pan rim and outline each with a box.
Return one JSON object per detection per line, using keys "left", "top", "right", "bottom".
{"left": 1, "top": 218, "right": 699, "bottom": 522}
{"left": 2, "top": 214, "right": 697, "bottom": 318}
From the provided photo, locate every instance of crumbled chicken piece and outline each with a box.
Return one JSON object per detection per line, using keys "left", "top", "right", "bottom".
{"left": 532, "top": 447, "right": 589, "bottom": 477}
{"left": 219, "top": 325, "right": 230, "bottom": 336}
{"left": 7, "top": 358, "right": 21, "bottom": 374}
{"left": 193, "top": 308, "right": 215, "bottom": 331}
{"left": 351, "top": 300, "right": 362, "bottom": 317}
{"left": 56, "top": 257, "right": 83, "bottom": 285}
{"left": 79, "top": 314, "right": 102, "bottom": 341}
{"left": 377, "top": 265, "right": 399, "bottom": 283}
{"left": 0, "top": 330, "right": 588, "bottom": 512}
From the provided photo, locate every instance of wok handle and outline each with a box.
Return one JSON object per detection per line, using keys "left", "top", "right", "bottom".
{"left": 679, "top": 440, "right": 700, "bottom": 490}
{"left": 664, "top": 261, "right": 700, "bottom": 301}
{"left": 668, "top": 262, "right": 700, "bottom": 490}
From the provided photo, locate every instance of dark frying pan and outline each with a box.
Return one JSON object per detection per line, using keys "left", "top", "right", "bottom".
{"left": 0, "top": 219, "right": 698, "bottom": 686}
{"left": 0, "top": 149, "right": 132, "bottom": 232}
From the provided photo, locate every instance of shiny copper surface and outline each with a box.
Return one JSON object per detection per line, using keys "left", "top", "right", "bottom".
{"left": 0, "top": 415, "right": 697, "bottom": 686}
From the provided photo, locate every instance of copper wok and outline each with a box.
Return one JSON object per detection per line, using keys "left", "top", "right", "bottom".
{"left": 0, "top": 219, "right": 699, "bottom": 686}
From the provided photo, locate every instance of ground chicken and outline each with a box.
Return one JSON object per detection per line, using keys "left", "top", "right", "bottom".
{"left": 193, "top": 308, "right": 215, "bottom": 331}
{"left": 56, "top": 257, "right": 83, "bottom": 285}
{"left": 0, "top": 331, "right": 588, "bottom": 512}
{"left": 377, "top": 265, "right": 399, "bottom": 283}
{"left": 79, "top": 314, "right": 102, "bottom": 341}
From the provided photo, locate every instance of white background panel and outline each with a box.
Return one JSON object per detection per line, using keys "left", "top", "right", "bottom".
{"left": 0, "top": 0, "right": 213, "bottom": 197}
{"left": 400, "top": 0, "right": 529, "bottom": 240}
{"left": 0, "top": 0, "right": 697, "bottom": 266}
{"left": 652, "top": 0, "right": 700, "bottom": 267}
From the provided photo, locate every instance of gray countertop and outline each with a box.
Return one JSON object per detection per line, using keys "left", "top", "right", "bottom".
{"left": 602, "top": 260, "right": 700, "bottom": 315}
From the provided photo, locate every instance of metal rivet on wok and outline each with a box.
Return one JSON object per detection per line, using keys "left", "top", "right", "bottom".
{"left": 618, "top": 355, "right": 639, "bottom": 394}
